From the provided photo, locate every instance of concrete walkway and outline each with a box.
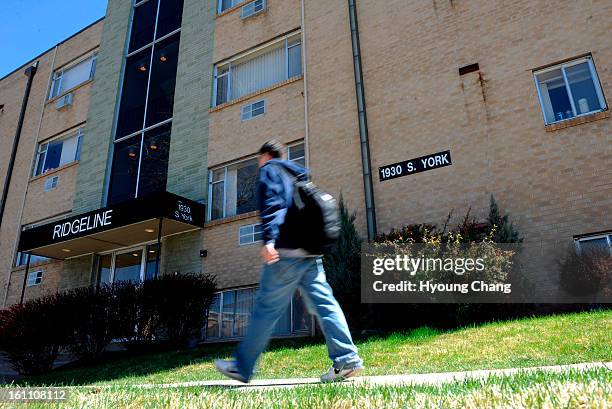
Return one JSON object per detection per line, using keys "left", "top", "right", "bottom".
{"left": 133, "top": 361, "right": 611, "bottom": 391}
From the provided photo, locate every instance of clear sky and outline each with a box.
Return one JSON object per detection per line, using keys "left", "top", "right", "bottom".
{"left": 0, "top": 0, "right": 108, "bottom": 78}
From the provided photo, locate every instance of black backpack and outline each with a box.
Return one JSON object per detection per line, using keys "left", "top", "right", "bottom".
{"left": 275, "top": 166, "right": 341, "bottom": 254}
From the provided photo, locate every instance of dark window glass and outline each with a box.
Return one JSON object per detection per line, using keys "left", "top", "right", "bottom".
{"left": 206, "top": 294, "right": 220, "bottom": 339}
{"left": 156, "top": 0, "right": 184, "bottom": 39}
{"left": 145, "top": 244, "right": 160, "bottom": 280}
{"left": 43, "top": 141, "right": 63, "bottom": 172}
{"left": 109, "top": 136, "right": 142, "bottom": 205}
{"left": 98, "top": 255, "right": 112, "bottom": 285}
{"left": 236, "top": 162, "right": 258, "bottom": 214}
{"left": 146, "top": 34, "right": 180, "bottom": 127}
{"left": 288, "top": 43, "right": 302, "bottom": 78}
{"left": 221, "top": 290, "right": 235, "bottom": 338}
{"left": 138, "top": 124, "right": 171, "bottom": 197}
{"left": 129, "top": 0, "right": 158, "bottom": 52}
{"left": 116, "top": 48, "right": 152, "bottom": 138}
{"left": 215, "top": 68, "right": 229, "bottom": 105}
{"left": 211, "top": 181, "right": 224, "bottom": 220}
{"left": 114, "top": 250, "right": 143, "bottom": 283}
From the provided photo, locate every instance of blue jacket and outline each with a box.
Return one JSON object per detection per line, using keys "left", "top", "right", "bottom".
{"left": 257, "top": 159, "right": 309, "bottom": 248}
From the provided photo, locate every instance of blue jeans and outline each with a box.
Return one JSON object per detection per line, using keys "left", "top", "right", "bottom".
{"left": 235, "top": 256, "right": 363, "bottom": 381}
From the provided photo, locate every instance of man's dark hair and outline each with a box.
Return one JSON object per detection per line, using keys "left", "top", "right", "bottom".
{"left": 259, "top": 139, "right": 285, "bottom": 159}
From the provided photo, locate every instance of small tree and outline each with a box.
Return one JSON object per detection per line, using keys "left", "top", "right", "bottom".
{"left": 487, "top": 195, "right": 522, "bottom": 243}
{"left": 323, "top": 197, "right": 362, "bottom": 330}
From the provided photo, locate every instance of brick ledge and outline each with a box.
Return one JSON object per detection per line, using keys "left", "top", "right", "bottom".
{"left": 545, "top": 110, "right": 609, "bottom": 132}
{"left": 204, "top": 211, "right": 260, "bottom": 228}
{"left": 209, "top": 76, "right": 303, "bottom": 113}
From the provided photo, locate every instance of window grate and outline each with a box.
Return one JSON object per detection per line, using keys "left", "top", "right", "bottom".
{"left": 241, "top": 100, "right": 266, "bottom": 121}
{"left": 241, "top": 0, "right": 266, "bottom": 19}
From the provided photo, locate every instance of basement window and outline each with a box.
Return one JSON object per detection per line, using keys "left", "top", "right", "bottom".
{"left": 534, "top": 56, "right": 607, "bottom": 125}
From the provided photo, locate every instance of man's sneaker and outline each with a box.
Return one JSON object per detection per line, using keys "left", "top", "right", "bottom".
{"left": 320, "top": 365, "right": 364, "bottom": 383}
{"left": 214, "top": 359, "right": 248, "bottom": 383}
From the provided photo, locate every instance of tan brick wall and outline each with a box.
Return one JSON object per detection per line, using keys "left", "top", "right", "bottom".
{"left": 214, "top": 0, "right": 301, "bottom": 63}
{"left": 0, "top": 20, "right": 103, "bottom": 306}
{"left": 349, "top": 0, "right": 611, "bottom": 244}
{"left": 208, "top": 79, "right": 305, "bottom": 167}
{"left": 4, "top": 260, "right": 64, "bottom": 306}
{"left": 202, "top": 214, "right": 262, "bottom": 289}
{"left": 21, "top": 162, "right": 78, "bottom": 225}
{"left": 304, "top": 0, "right": 367, "bottom": 234}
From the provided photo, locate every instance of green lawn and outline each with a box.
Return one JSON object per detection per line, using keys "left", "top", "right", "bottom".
{"left": 7, "top": 368, "right": 612, "bottom": 409}
{"left": 12, "top": 309, "right": 612, "bottom": 387}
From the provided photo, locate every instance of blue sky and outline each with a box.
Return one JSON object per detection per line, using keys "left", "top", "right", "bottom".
{"left": 0, "top": 0, "right": 108, "bottom": 78}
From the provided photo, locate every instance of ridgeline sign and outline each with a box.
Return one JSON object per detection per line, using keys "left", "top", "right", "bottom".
{"left": 18, "top": 191, "right": 205, "bottom": 252}
{"left": 379, "top": 150, "right": 452, "bottom": 182}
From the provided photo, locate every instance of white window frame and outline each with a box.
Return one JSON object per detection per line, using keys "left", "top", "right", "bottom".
{"left": 241, "top": 99, "right": 266, "bottom": 121}
{"left": 534, "top": 56, "right": 607, "bottom": 125}
{"left": 49, "top": 53, "right": 98, "bottom": 100}
{"left": 241, "top": 0, "right": 266, "bottom": 19}
{"left": 239, "top": 223, "right": 263, "bottom": 245}
{"left": 207, "top": 155, "right": 259, "bottom": 221}
{"left": 287, "top": 141, "right": 305, "bottom": 165}
{"left": 205, "top": 286, "right": 311, "bottom": 340}
{"left": 213, "top": 31, "right": 302, "bottom": 106}
{"left": 33, "top": 129, "right": 83, "bottom": 177}
{"left": 26, "top": 270, "right": 43, "bottom": 287}
{"left": 575, "top": 233, "right": 612, "bottom": 256}
{"left": 217, "top": 0, "right": 246, "bottom": 14}
{"left": 98, "top": 241, "right": 160, "bottom": 284}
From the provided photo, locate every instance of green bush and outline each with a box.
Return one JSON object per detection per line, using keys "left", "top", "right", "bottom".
{"left": 323, "top": 197, "right": 363, "bottom": 330}
{"left": 139, "top": 273, "right": 217, "bottom": 347}
{"left": 0, "top": 273, "right": 216, "bottom": 375}
{"left": 0, "top": 294, "right": 69, "bottom": 375}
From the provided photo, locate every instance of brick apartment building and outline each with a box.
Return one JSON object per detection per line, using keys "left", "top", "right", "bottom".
{"left": 0, "top": 0, "right": 610, "bottom": 340}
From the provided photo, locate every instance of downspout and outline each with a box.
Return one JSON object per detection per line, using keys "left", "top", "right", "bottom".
{"left": 347, "top": 0, "right": 377, "bottom": 240}
{"left": 300, "top": 0, "right": 310, "bottom": 168}
{"left": 0, "top": 62, "right": 38, "bottom": 230}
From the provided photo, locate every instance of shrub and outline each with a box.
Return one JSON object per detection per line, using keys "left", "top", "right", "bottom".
{"left": 139, "top": 273, "right": 217, "bottom": 347}
{"left": 559, "top": 245, "right": 611, "bottom": 297}
{"left": 323, "top": 197, "right": 363, "bottom": 330}
{"left": 60, "top": 282, "right": 139, "bottom": 363}
{"left": 0, "top": 294, "right": 69, "bottom": 375}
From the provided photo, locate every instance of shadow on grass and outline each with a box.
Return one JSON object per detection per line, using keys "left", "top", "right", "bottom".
{"left": 14, "top": 336, "right": 329, "bottom": 387}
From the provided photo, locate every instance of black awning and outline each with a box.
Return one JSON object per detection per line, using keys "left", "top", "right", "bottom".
{"left": 18, "top": 191, "right": 205, "bottom": 259}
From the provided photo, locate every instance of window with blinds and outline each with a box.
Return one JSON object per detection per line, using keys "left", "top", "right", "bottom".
{"left": 213, "top": 32, "right": 302, "bottom": 106}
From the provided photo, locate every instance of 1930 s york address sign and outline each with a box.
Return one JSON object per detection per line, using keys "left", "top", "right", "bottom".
{"left": 379, "top": 150, "right": 452, "bottom": 182}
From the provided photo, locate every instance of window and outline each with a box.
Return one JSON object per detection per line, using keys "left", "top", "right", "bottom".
{"left": 241, "top": 99, "right": 266, "bottom": 121}
{"left": 576, "top": 234, "right": 612, "bottom": 256}
{"left": 97, "top": 243, "right": 161, "bottom": 285}
{"left": 49, "top": 54, "right": 97, "bottom": 99}
{"left": 44, "top": 176, "right": 60, "bottom": 192}
{"left": 241, "top": 0, "right": 266, "bottom": 19}
{"left": 288, "top": 142, "right": 305, "bottom": 167}
{"left": 26, "top": 271, "right": 43, "bottom": 287}
{"left": 213, "top": 33, "right": 302, "bottom": 106}
{"left": 205, "top": 287, "right": 311, "bottom": 340}
{"left": 239, "top": 223, "right": 263, "bottom": 245}
{"left": 33, "top": 129, "right": 83, "bottom": 176}
{"left": 208, "top": 158, "right": 258, "bottom": 220}
{"left": 109, "top": 0, "right": 184, "bottom": 205}
{"left": 15, "top": 253, "right": 50, "bottom": 267}
{"left": 218, "top": 0, "right": 246, "bottom": 13}
{"left": 534, "top": 56, "right": 607, "bottom": 125}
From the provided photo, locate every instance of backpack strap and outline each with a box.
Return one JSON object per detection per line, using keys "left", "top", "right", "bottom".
{"left": 270, "top": 163, "right": 306, "bottom": 210}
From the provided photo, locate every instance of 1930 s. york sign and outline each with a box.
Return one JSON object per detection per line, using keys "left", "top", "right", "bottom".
{"left": 379, "top": 150, "right": 452, "bottom": 182}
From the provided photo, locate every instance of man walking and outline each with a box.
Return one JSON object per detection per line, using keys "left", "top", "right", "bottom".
{"left": 215, "top": 140, "right": 364, "bottom": 383}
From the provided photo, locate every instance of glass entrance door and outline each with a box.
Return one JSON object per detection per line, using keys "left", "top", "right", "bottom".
{"left": 114, "top": 249, "right": 144, "bottom": 283}
{"left": 97, "top": 243, "right": 161, "bottom": 285}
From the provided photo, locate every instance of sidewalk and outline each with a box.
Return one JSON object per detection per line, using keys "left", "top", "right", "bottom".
{"left": 133, "top": 361, "right": 611, "bottom": 391}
